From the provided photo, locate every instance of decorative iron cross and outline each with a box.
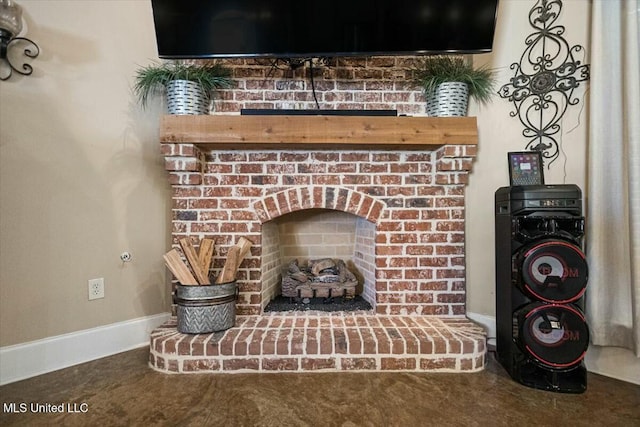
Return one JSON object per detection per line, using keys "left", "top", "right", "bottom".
{"left": 498, "top": 0, "right": 590, "bottom": 166}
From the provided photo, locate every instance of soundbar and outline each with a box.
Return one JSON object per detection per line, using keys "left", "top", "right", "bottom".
{"left": 240, "top": 109, "right": 398, "bottom": 117}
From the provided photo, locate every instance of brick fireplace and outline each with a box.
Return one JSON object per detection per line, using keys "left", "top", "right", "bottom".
{"left": 159, "top": 114, "right": 478, "bottom": 313}
{"left": 149, "top": 114, "right": 486, "bottom": 373}
{"left": 149, "top": 58, "right": 486, "bottom": 374}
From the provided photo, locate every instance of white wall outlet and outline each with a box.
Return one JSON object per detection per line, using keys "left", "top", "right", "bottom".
{"left": 88, "top": 278, "right": 105, "bottom": 300}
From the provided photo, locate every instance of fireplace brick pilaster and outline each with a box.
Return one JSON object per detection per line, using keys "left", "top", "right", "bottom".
{"left": 161, "top": 142, "right": 204, "bottom": 185}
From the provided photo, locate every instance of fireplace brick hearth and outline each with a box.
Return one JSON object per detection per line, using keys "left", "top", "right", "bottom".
{"left": 150, "top": 112, "right": 484, "bottom": 373}
{"left": 150, "top": 314, "right": 486, "bottom": 374}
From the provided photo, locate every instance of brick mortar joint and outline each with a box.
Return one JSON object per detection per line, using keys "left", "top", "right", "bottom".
{"left": 435, "top": 160, "right": 475, "bottom": 173}
{"left": 148, "top": 352, "right": 486, "bottom": 373}
{"left": 148, "top": 342, "right": 487, "bottom": 357}
{"left": 162, "top": 144, "right": 205, "bottom": 171}
{"left": 148, "top": 353, "right": 486, "bottom": 363}
{"left": 436, "top": 146, "right": 477, "bottom": 160}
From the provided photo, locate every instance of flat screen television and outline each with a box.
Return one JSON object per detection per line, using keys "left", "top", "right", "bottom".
{"left": 151, "top": 0, "right": 499, "bottom": 59}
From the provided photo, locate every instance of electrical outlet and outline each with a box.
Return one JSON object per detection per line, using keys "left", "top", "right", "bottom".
{"left": 88, "top": 278, "right": 105, "bottom": 300}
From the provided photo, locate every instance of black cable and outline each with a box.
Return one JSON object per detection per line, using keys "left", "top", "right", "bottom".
{"left": 307, "top": 58, "right": 320, "bottom": 109}
{"left": 264, "top": 57, "right": 322, "bottom": 110}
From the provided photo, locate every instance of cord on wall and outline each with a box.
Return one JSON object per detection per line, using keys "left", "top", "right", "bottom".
{"left": 255, "top": 57, "right": 326, "bottom": 110}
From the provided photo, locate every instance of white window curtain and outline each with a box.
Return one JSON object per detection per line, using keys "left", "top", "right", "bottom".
{"left": 587, "top": 0, "right": 640, "bottom": 357}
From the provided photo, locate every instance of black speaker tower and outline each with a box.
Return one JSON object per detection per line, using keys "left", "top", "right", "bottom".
{"left": 495, "top": 185, "right": 589, "bottom": 393}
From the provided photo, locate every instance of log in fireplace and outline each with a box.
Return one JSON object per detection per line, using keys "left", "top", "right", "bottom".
{"left": 281, "top": 258, "right": 358, "bottom": 300}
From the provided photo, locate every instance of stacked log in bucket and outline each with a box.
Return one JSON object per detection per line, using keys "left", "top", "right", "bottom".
{"left": 163, "top": 237, "right": 252, "bottom": 334}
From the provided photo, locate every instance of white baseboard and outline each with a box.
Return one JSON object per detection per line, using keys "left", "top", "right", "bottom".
{"left": 0, "top": 313, "right": 170, "bottom": 386}
{"left": 466, "top": 312, "right": 496, "bottom": 340}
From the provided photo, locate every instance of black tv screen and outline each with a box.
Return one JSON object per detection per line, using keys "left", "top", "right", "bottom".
{"left": 151, "top": 0, "right": 499, "bottom": 59}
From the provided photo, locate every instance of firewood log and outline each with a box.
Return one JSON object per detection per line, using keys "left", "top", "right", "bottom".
{"left": 236, "top": 237, "right": 252, "bottom": 261}
{"left": 163, "top": 249, "right": 198, "bottom": 285}
{"left": 287, "top": 259, "right": 301, "bottom": 274}
{"left": 179, "top": 238, "right": 210, "bottom": 285}
{"left": 198, "top": 238, "right": 215, "bottom": 275}
{"left": 310, "top": 258, "right": 336, "bottom": 276}
{"left": 216, "top": 246, "right": 240, "bottom": 284}
{"left": 215, "top": 237, "right": 253, "bottom": 284}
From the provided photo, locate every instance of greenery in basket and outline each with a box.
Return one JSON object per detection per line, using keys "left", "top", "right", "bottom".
{"left": 413, "top": 56, "right": 497, "bottom": 105}
{"left": 134, "top": 61, "right": 233, "bottom": 108}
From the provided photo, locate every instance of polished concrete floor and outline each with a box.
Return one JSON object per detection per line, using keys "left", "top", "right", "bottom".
{"left": 1, "top": 347, "right": 638, "bottom": 426}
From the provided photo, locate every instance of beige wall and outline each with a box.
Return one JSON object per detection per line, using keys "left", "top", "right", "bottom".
{"left": 466, "top": 0, "right": 590, "bottom": 317}
{"left": 0, "top": 1, "right": 170, "bottom": 346}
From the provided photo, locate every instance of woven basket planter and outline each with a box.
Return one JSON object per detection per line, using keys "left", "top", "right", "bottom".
{"left": 166, "top": 80, "right": 210, "bottom": 115}
{"left": 425, "top": 82, "right": 469, "bottom": 117}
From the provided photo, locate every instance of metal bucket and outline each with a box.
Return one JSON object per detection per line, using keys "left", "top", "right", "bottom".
{"left": 166, "top": 80, "right": 210, "bottom": 115}
{"left": 175, "top": 282, "right": 237, "bottom": 334}
{"left": 425, "top": 82, "right": 469, "bottom": 117}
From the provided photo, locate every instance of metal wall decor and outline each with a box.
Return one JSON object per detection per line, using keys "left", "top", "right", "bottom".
{"left": 0, "top": 0, "right": 39, "bottom": 81}
{"left": 0, "top": 32, "right": 39, "bottom": 80}
{"left": 498, "top": 0, "right": 589, "bottom": 166}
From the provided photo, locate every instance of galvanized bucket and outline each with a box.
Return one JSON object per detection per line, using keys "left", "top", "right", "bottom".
{"left": 166, "top": 80, "right": 210, "bottom": 115}
{"left": 425, "top": 82, "right": 469, "bottom": 117}
{"left": 175, "top": 282, "right": 237, "bottom": 334}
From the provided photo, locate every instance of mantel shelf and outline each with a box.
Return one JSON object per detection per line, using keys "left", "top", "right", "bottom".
{"left": 160, "top": 115, "right": 478, "bottom": 150}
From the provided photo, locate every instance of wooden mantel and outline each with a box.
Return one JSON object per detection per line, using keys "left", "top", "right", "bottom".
{"left": 160, "top": 115, "right": 478, "bottom": 150}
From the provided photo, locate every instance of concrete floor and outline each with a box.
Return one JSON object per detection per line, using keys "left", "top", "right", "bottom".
{"left": 0, "top": 347, "right": 638, "bottom": 426}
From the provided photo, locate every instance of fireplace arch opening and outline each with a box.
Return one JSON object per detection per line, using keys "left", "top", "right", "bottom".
{"left": 260, "top": 208, "right": 376, "bottom": 313}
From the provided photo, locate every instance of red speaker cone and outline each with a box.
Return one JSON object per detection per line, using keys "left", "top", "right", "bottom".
{"left": 517, "top": 239, "right": 588, "bottom": 303}
{"left": 516, "top": 302, "right": 589, "bottom": 370}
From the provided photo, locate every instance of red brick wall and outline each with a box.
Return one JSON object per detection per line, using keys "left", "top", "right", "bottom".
{"left": 213, "top": 56, "right": 426, "bottom": 115}
{"left": 164, "top": 57, "right": 477, "bottom": 316}
{"left": 164, "top": 145, "right": 477, "bottom": 316}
